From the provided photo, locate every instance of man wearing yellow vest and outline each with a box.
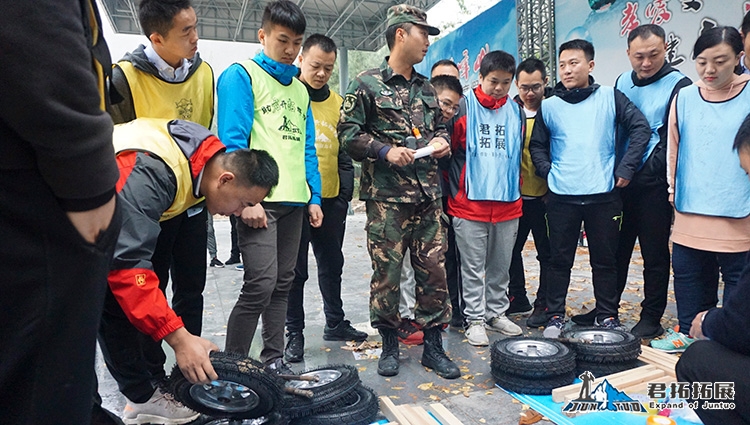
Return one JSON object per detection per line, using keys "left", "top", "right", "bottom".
{"left": 217, "top": 0, "right": 323, "bottom": 372}
{"left": 102, "top": 118, "right": 278, "bottom": 424}
{"left": 284, "top": 34, "right": 368, "bottom": 363}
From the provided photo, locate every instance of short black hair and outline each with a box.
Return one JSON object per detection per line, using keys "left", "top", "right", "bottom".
{"left": 742, "top": 9, "right": 750, "bottom": 37}
{"left": 516, "top": 57, "right": 547, "bottom": 80}
{"left": 431, "top": 59, "right": 459, "bottom": 74}
{"left": 302, "top": 34, "right": 337, "bottom": 55}
{"left": 479, "top": 50, "right": 516, "bottom": 77}
{"left": 559, "top": 39, "right": 595, "bottom": 61}
{"left": 734, "top": 114, "right": 750, "bottom": 153}
{"left": 430, "top": 75, "right": 463, "bottom": 97}
{"left": 223, "top": 149, "right": 279, "bottom": 194}
{"left": 627, "top": 24, "right": 666, "bottom": 45}
{"left": 693, "top": 26, "right": 743, "bottom": 59}
{"left": 385, "top": 23, "right": 412, "bottom": 50}
{"left": 138, "top": 0, "right": 192, "bottom": 38}
{"left": 262, "top": 0, "right": 306, "bottom": 35}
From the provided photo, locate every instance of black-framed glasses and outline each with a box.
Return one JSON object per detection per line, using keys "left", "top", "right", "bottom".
{"left": 519, "top": 84, "right": 544, "bottom": 93}
{"left": 438, "top": 98, "right": 459, "bottom": 113}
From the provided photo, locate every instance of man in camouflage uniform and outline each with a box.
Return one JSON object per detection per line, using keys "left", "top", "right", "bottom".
{"left": 338, "top": 4, "right": 460, "bottom": 379}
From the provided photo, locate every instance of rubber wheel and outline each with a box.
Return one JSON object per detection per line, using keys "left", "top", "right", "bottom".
{"left": 490, "top": 337, "right": 576, "bottom": 378}
{"left": 562, "top": 327, "right": 641, "bottom": 363}
{"left": 575, "top": 359, "right": 642, "bottom": 377}
{"left": 168, "top": 351, "right": 284, "bottom": 419}
{"left": 204, "top": 412, "right": 289, "bottom": 425}
{"left": 280, "top": 364, "right": 361, "bottom": 419}
{"left": 290, "top": 385, "right": 379, "bottom": 425}
{"left": 492, "top": 369, "right": 576, "bottom": 395}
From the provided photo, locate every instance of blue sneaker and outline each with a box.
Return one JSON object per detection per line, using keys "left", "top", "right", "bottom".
{"left": 543, "top": 315, "right": 565, "bottom": 338}
{"left": 650, "top": 328, "right": 695, "bottom": 353}
{"left": 235, "top": 264, "right": 244, "bottom": 271}
{"left": 594, "top": 316, "right": 624, "bottom": 330}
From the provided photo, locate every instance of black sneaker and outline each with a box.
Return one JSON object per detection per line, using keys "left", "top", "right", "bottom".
{"left": 265, "top": 358, "right": 294, "bottom": 375}
{"left": 630, "top": 317, "right": 665, "bottom": 339}
{"left": 209, "top": 257, "right": 224, "bottom": 268}
{"left": 284, "top": 331, "right": 304, "bottom": 363}
{"left": 594, "top": 316, "right": 624, "bottom": 330}
{"left": 450, "top": 314, "right": 465, "bottom": 329}
{"left": 323, "top": 320, "right": 368, "bottom": 342}
{"left": 507, "top": 295, "right": 533, "bottom": 316}
{"left": 225, "top": 255, "right": 241, "bottom": 265}
{"left": 526, "top": 305, "right": 548, "bottom": 328}
{"left": 571, "top": 308, "right": 597, "bottom": 326}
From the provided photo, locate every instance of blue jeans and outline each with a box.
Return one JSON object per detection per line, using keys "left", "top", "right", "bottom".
{"left": 672, "top": 243, "right": 747, "bottom": 333}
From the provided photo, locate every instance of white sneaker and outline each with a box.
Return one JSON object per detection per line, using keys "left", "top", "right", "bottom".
{"left": 122, "top": 388, "right": 200, "bottom": 425}
{"left": 465, "top": 320, "right": 489, "bottom": 346}
{"left": 486, "top": 315, "right": 522, "bottom": 336}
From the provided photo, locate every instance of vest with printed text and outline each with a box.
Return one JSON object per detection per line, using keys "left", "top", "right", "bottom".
{"left": 465, "top": 90, "right": 523, "bottom": 201}
{"left": 240, "top": 60, "right": 311, "bottom": 203}
{"left": 311, "top": 91, "right": 343, "bottom": 198}
{"left": 118, "top": 61, "right": 214, "bottom": 128}
{"left": 542, "top": 86, "right": 617, "bottom": 195}
{"left": 113, "top": 118, "right": 203, "bottom": 221}
{"left": 615, "top": 70, "right": 685, "bottom": 168}
{"left": 674, "top": 84, "right": 750, "bottom": 218}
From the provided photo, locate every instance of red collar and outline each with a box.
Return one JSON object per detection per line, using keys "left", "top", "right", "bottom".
{"left": 474, "top": 86, "right": 508, "bottom": 109}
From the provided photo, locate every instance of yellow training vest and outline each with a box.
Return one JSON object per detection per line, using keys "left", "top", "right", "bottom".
{"left": 240, "top": 60, "right": 311, "bottom": 203}
{"left": 118, "top": 60, "right": 214, "bottom": 128}
{"left": 113, "top": 118, "right": 202, "bottom": 221}
{"left": 311, "top": 91, "right": 343, "bottom": 198}
{"left": 521, "top": 116, "right": 548, "bottom": 197}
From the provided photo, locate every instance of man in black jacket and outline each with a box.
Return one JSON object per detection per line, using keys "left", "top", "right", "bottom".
{"left": 529, "top": 39, "right": 650, "bottom": 338}
{"left": 0, "top": 2, "right": 120, "bottom": 424}
{"left": 572, "top": 25, "right": 692, "bottom": 339}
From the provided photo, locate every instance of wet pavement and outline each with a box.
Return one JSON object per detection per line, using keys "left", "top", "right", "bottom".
{"left": 97, "top": 210, "right": 681, "bottom": 424}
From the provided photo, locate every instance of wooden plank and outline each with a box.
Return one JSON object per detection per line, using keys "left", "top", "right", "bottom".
{"left": 639, "top": 346, "right": 679, "bottom": 368}
{"left": 618, "top": 376, "right": 676, "bottom": 396}
{"left": 379, "top": 396, "right": 412, "bottom": 425}
{"left": 412, "top": 406, "right": 441, "bottom": 424}
{"left": 399, "top": 405, "right": 436, "bottom": 425}
{"left": 559, "top": 368, "right": 668, "bottom": 403}
{"left": 428, "top": 403, "right": 465, "bottom": 425}
{"left": 552, "top": 365, "right": 660, "bottom": 402}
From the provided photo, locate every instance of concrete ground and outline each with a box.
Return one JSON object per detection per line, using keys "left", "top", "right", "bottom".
{"left": 97, "top": 210, "right": 681, "bottom": 424}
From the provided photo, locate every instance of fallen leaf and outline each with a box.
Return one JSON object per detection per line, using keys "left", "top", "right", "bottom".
{"left": 417, "top": 382, "right": 434, "bottom": 391}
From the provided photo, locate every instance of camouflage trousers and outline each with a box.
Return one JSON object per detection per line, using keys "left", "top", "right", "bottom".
{"left": 365, "top": 199, "right": 451, "bottom": 329}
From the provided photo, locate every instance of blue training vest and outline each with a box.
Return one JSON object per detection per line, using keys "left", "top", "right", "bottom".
{"left": 615, "top": 70, "right": 686, "bottom": 169}
{"left": 674, "top": 83, "right": 750, "bottom": 218}
{"left": 464, "top": 90, "right": 523, "bottom": 202}
{"left": 541, "top": 86, "right": 617, "bottom": 195}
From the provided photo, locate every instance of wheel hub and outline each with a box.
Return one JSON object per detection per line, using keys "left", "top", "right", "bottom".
{"left": 189, "top": 379, "right": 260, "bottom": 413}
{"left": 506, "top": 340, "right": 559, "bottom": 357}
{"left": 285, "top": 369, "right": 342, "bottom": 390}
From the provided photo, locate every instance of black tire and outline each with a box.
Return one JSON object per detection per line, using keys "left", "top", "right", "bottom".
{"left": 290, "top": 385, "right": 379, "bottom": 425}
{"left": 168, "top": 351, "right": 284, "bottom": 419}
{"left": 280, "top": 364, "right": 361, "bottom": 419}
{"left": 575, "top": 360, "right": 642, "bottom": 377}
{"left": 562, "top": 327, "right": 641, "bottom": 363}
{"left": 492, "top": 369, "right": 576, "bottom": 395}
{"left": 490, "top": 337, "right": 576, "bottom": 378}
{"left": 203, "top": 412, "right": 290, "bottom": 425}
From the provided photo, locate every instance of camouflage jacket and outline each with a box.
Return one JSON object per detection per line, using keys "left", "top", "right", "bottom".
{"left": 338, "top": 58, "right": 449, "bottom": 203}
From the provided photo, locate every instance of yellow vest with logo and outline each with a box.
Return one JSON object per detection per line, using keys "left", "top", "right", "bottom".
{"left": 521, "top": 116, "right": 548, "bottom": 197}
{"left": 113, "top": 118, "right": 202, "bottom": 221}
{"left": 240, "top": 60, "right": 311, "bottom": 203}
{"left": 118, "top": 60, "right": 214, "bottom": 128}
{"left": 311, "top": 91, "right": 343, "bottom": 198}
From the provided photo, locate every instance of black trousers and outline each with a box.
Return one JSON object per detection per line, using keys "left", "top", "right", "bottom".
{"left": 615, "top": 183, "right": 671, "bottom": 320}
{"left": 545, "top": 197, "right": 622, "bottom": 321}
{"left": 0, "top": 169, "right": 120, "bottom": 425}
{"left": 230, "top": 215, "right": 240, "bottom": 260}
{"left": 676, "top": 340, "right": 750, "bottom": 425}
{"left": 99, "top": 207, "right": 207, "bottom": 403}
{"left": 287, "top": 197, "right": 348, "bottom": 331}
{"left": 443, "top": 197, "right": 464, "bottom": 319}
{"left": 508, "top": 197, "right": 550, "bottom": 306}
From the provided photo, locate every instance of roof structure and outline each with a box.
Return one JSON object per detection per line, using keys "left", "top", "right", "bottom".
{"left": 99, "top": 0, "right": 441, "bottom": 52}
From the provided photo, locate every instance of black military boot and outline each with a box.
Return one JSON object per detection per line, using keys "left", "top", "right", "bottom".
{"left": 378, "top": 328, "right": 400, "bottom": 376}
{"left": 421, "top": 326, "right": 460, "bottom": 379}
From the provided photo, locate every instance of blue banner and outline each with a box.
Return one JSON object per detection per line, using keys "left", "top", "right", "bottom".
{"left": 417, "top": 0, "right": 518, "bottom": 89}
{"left": 555, "top": 0, "right": 750, "bottom": 84}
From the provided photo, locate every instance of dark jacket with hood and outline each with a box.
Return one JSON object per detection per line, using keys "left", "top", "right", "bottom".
{"left": 528, "top": 76, "right": 651, "bottom": 204}
{"left": 614, "top": 62, "right": 691, "bottom": 187}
